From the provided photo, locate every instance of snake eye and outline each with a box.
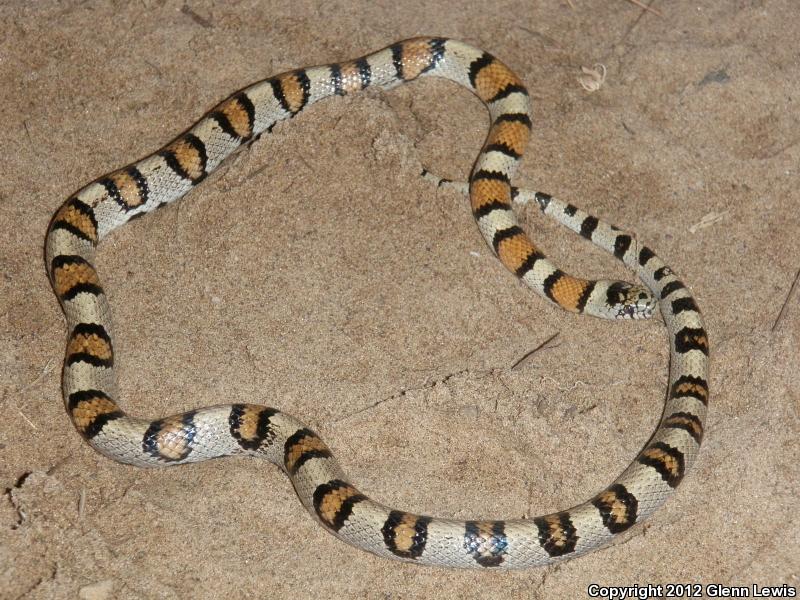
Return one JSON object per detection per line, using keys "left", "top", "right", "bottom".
{"left": 605, "top": 281, "right": 630, "bottom": 306}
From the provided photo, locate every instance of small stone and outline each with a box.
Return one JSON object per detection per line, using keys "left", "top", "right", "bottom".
{"left": 79, "top": 580, "right": 114, "bottom": 600}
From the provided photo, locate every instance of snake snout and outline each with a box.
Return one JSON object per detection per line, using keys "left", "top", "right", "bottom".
{"left": 606, "top": 281, "right": 657, "bottom": 320}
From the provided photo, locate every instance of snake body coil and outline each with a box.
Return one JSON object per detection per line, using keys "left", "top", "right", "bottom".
{"left": 46, "top": 38, "right": 708, "bottom": 568}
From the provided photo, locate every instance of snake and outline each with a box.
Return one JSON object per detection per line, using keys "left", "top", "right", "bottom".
{"left": 45, "top": 37, "right": 709, "bottom": 569}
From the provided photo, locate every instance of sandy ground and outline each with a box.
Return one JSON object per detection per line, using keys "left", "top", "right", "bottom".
{"left": 1, "top": 1, "right": 798, "bottom": 598}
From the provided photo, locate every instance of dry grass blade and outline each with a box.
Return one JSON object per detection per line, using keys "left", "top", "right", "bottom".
{"left": 624, "top": 0, "right": 662, "bottom": 16}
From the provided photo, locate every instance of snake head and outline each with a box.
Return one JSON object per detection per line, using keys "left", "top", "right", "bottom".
{"left": 605, "top": 281, "right": 657, "bottom": 320}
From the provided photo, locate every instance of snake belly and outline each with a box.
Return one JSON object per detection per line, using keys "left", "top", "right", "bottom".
{"left": 45, "top": 38, "right": 708, "bottom": 569}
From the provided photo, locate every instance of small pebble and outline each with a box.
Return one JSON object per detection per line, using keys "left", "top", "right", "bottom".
{"left": 79, "top": 580, "right": 114, "bottom": 600}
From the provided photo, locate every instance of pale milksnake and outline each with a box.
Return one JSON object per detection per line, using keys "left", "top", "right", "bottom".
{"left": 46, "top": 38, "right": 708, "bottom": 568}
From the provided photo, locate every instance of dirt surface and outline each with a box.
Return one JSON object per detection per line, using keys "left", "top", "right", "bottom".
{"left": 1, "top": 1, "right": 798, "bottom": 598}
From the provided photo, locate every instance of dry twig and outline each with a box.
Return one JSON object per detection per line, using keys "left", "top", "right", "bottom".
{"left": 511, "top": 332, "right": 560, "bottom": 371}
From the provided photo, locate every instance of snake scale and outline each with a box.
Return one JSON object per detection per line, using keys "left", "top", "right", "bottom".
{"left": 46, "top": 38, "right": 708, "bottom": 569}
